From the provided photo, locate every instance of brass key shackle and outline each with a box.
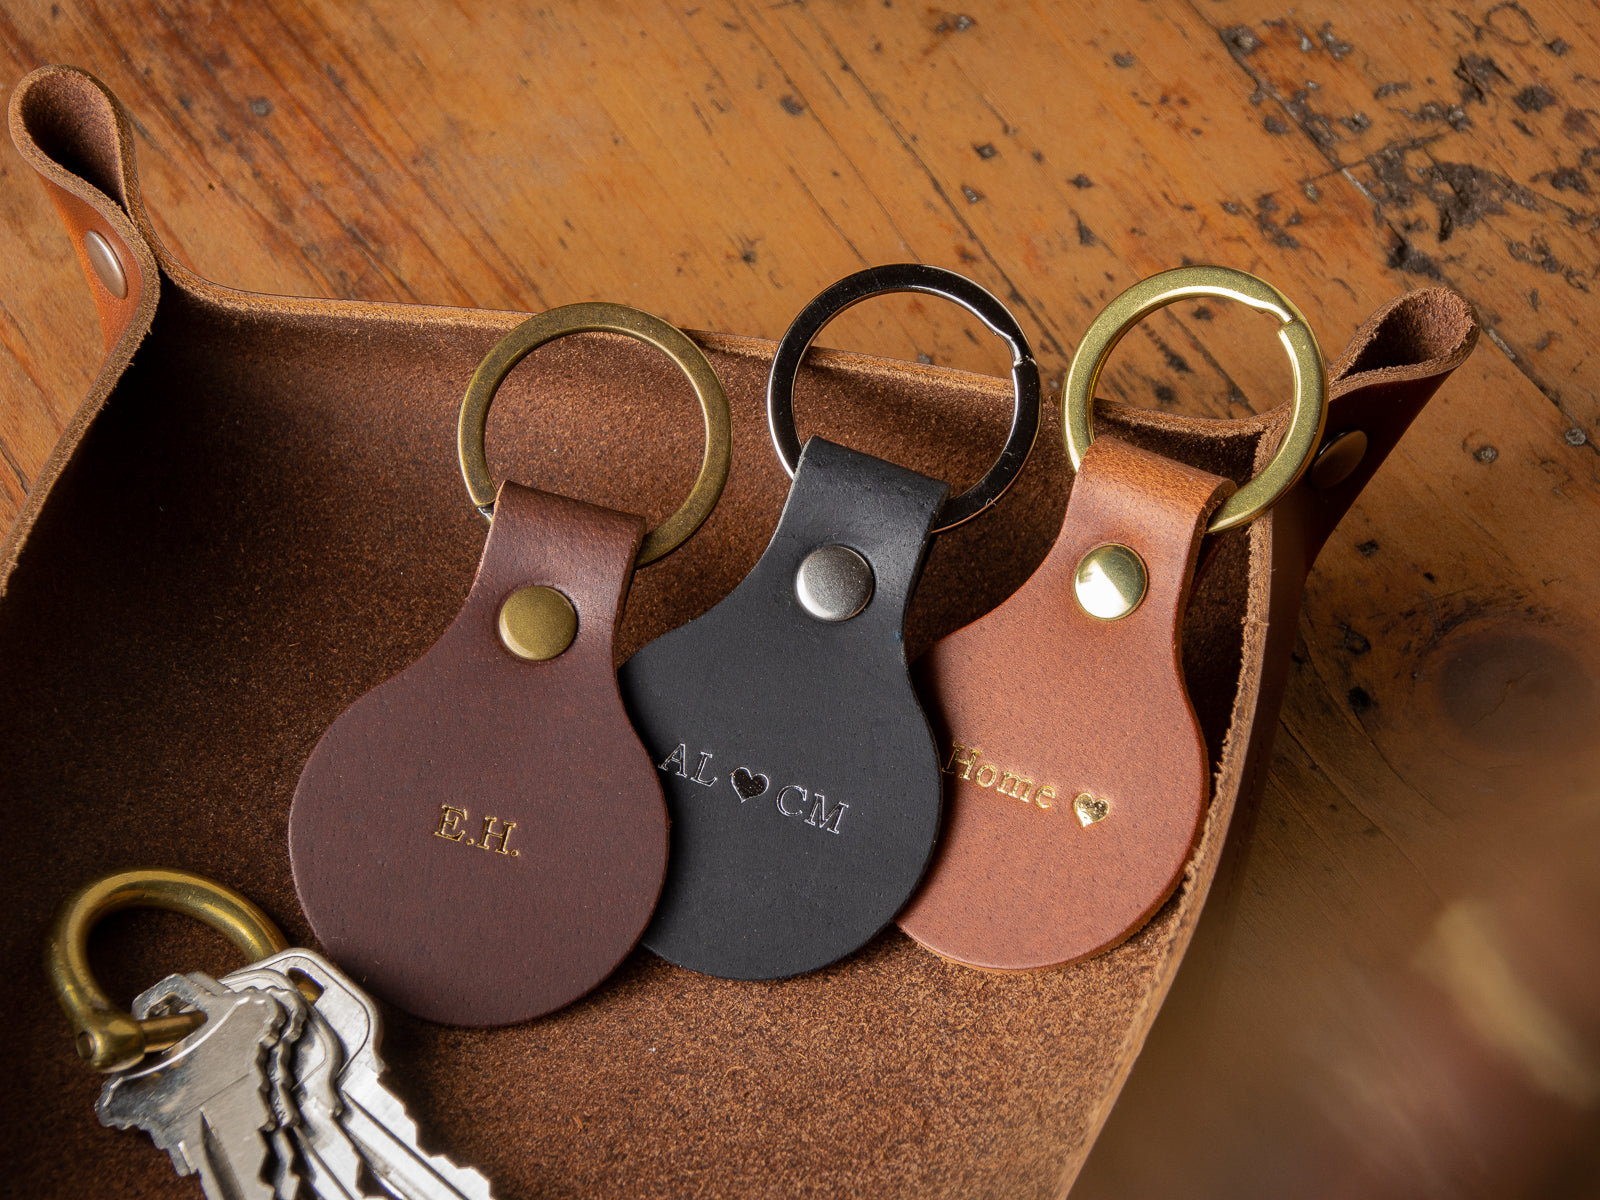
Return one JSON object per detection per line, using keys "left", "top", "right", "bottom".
{"left": 45, "top": 868, "right": 289, "bottom": 1072}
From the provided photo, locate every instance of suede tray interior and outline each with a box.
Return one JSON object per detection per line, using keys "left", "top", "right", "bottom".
{"left": 0, "top": 63, "right": 1391, "bottom": 1200}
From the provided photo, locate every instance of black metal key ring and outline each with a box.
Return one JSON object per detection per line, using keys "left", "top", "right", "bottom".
{"left": 766, "top": 263, "right": 1042, "bottom": 532}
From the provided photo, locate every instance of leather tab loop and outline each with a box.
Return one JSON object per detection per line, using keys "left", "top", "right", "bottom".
{"left": 900, "top": 436, "right": 1235, "bottom": 969}
{"left": 288, "top": 483, "right": 668, "bottom": 1026}
{"left": 8, "top": 66, "right": 158, "bottom": 352}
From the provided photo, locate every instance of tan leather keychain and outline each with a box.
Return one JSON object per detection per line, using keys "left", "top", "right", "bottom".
{"left": 289, "top": 304, "right": 731, "bottom": 1025}
{"left": 898, "top": 268, "right": 1327, "bottom": 970}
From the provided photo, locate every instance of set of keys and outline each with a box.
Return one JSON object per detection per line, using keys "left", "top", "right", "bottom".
{"left": 47, "top": 869, "right": 497, "bottom": 1200}
{"left": 97, "top": 949, "right": 495, "bottom": 1200}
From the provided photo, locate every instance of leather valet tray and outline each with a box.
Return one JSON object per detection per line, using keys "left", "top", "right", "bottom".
{"left": 0, "top": 65, "right": 1478, "bottom": 1199}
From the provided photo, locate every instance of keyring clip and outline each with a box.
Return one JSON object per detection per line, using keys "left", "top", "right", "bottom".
{"left": 45, "top": 868, "right": 288, "bottom": 1072}
{"left": 459, "top": 302, "right": 734, "bottom": 567}
{"left": 766, "top": 264, "right": 1042, "bottom": 533}
{"left": 1062, "top": 266, "right": 1327, "bottom": 534}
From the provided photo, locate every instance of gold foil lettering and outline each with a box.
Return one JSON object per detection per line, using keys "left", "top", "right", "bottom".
{"left": 944, "top": 739, "right": 1076, "bottom": 815}
{"left": 435, "top": 804, "right": 468, "bottom": 841}
{"left": 945, "top": 743, "right": 981, "bottom": 781}
{"left": 435, "top": 805, "right": 520, "bottom": 857}
{"left": 478, "top": 816, "right": 519, "bottom": 856}
{"left": 996, "top": 771, "right": 1035, "bottom": 802}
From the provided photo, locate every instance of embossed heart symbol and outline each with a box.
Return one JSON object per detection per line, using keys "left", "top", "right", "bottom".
{"left": 1074, "top": 793, "right": 1109, "bottom": 827}
{"left": 731, "top": 768, "right": 769, "bottom": 801}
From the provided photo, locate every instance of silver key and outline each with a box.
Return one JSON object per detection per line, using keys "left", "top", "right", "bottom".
{"left": 241, "top": 972, "right": 311, "bottom": 1200}
{"left": 226, "top": 950, "right": 496, "bottom": 1200}
{"left": 97, "top": 973, "right": 287, "bottom": 1200}
{"left": 227, "top": 964, "right": 370, "bottom": 1200}
{"left": 288, "top": 1010, "right": 371, "bottom": 1200}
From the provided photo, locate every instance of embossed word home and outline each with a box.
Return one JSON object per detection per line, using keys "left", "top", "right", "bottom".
{"left": 941, "top": 742, "right": 1112, "bottom": 827}
{"left": 944, "top": 742, "right": 1060, "bottom": 811}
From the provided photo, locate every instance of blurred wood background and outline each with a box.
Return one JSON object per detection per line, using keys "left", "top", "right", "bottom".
{"left": 2, "top": 2, "right": 1596, "bottom": 1195}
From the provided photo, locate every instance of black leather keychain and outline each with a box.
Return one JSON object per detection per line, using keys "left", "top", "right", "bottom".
{"left": 618, "top": 265, "right": 1041, "bottom": 980}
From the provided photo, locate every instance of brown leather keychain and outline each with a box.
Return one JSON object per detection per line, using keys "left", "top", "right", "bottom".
{"left": 289, "top": 303, "right": 731, "bottom": 1025}
{"left": 898, "top": 268, "right": 1327, "bottom": 971}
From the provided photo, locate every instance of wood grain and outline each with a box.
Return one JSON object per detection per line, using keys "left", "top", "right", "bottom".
{"left": 3, "top": 3, "right": 1596, "bottom": 1195}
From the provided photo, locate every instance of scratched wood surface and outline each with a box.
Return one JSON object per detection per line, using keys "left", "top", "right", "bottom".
{"left": 3, "top": 3, "right": 1597, "bottom": 1196}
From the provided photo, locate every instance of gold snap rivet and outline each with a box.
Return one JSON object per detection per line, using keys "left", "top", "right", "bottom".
{"left": 498, "top": 586, "right": 577, "bottom": 661}
{"left": 83, "top": 231, "right": 128, "bottom": 300}
{"left": 1074, "top": 543, "right": 1147, "bottom": 620}
{"left": 1309, "top": 429, "right": 1368, "bottom": 490}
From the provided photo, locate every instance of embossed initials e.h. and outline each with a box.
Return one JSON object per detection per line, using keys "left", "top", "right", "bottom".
{"left": 434, "top": 805, "right": 520, "bottom": 856}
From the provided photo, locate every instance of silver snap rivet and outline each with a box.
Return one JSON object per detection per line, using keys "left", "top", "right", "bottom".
{"left": 795, "top": 545, "right": 874, "bottom": 622}
{"left": 83, "top": 231, "right": 128, "bottom": 300}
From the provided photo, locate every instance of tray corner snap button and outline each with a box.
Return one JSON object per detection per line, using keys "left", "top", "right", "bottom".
{"left": 83, "top": 230, "right": 128, "bottom": 299}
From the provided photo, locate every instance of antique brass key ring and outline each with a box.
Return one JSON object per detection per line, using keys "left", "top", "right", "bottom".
{"left": 1062, "top": 265, "right": 1327, "bottom": 533}
{"left": 766, "top": 263, "right": 1042, "bottom": 531}
{"left": 45, "top": 868, "right": 288, "bottom": 1072}
{"left": 458, "top": 301, "right": 733, "bottom": 565}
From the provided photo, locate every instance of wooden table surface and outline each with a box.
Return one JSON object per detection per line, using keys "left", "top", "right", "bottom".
{"left": 3, "top": 3, "right": 1597, "bottom": 1196}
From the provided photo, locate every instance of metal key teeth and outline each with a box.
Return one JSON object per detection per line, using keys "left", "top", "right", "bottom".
{"left": 253, "top": 980, "right": 311, "bottom": 1200}
{"left": 291, "top": 1008, "right": 372, "bottom": 1200}
{"left": 97, "top": 973, "right": 293, "bottom": 1200}
{"left": 224, "top": 951, "right": 497, "bottom": 1200}
{"left": 344, "top": 1091, "right": 497, "bottom": 1200}
{"left": 96, "top": 954, "right": 497, "bottom": 1200}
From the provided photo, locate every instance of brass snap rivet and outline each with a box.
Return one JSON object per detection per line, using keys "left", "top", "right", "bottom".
{"left": 795, "top": 545, "right": 874, "bottom": 622}
{"left": 83, "top": 231, "right": 128, "bottom": 299}
{"left": 1309, "top": 429, "right": 1368, "bottom": 490}
{"left": 1074, "top": 543, "right": 1147, "bottom": 620}
{"left": 498, "top": 586, "right": 577, "bottom": 660}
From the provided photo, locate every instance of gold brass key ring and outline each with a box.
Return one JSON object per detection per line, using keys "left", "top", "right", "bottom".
{"left": 45, "top": 868, "right": 288, "bottom": 1072}
{"left": 458, "top": 302, "right": 733, "bottom": 566}
{"left": 1062, "top": 266, "right": 1327, "bottom": 534}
